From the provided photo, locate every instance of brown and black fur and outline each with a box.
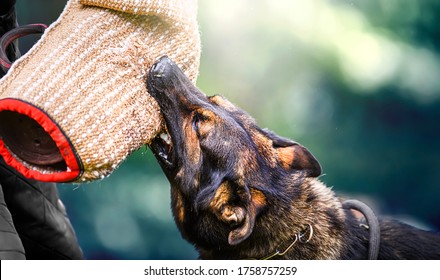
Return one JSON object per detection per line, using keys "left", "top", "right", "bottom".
{"left": 147, "top": 56, "right": 440, "bottom": 260}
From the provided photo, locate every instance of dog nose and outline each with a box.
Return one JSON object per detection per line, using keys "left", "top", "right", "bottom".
{"left": 147, "top": 55, "right": 187, "bottom": 97}
{"left": 147, "top": 55, "right": 198, "bottom": 101}
{"left": 150, "top": 55, "right": 174, "bottom": 79}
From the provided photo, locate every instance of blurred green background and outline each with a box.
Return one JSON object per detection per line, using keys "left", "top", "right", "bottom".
{"left": 15, "top": 0, "right": 440, "bottom": 259}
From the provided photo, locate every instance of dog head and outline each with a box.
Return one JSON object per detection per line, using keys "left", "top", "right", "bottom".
{"left": 147, "top": 56, "right": 321, "bottom": 250}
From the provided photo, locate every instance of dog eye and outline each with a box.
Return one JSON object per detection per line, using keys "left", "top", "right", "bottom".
{"left": 192, "top": 112, "right": 203, "bottom": 137}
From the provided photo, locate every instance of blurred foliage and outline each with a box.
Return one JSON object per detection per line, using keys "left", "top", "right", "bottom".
{"left": 13, "top": 0, "right": 440, "bottom": 259}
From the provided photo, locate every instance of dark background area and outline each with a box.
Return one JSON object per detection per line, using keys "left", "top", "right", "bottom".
{"left": 12, "top": 0, "right": 440, "bottom": 259}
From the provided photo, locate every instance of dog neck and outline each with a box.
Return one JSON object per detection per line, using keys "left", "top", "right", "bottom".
{"left": 258, "top": 178, "right": 350, "bottom": 259}
{"left": 199, "top": 178, "right": 365, "bottom": 260}
{"left": 247, "top": 223, "right": 314, "bottom": 260}
{"left": 196, "top": 179, "right": 368, "bottom": 260}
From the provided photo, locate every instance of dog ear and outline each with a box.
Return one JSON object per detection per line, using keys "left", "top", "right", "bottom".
{"left": 228, "top": 208, "right": 255, "bottom": 245}
{"left": 276, "top": 143, "right": 321, "bottom": 177}
{"left": 228, "top": 189, "right": 266, "bottom": 245}
{"left": 227, "top": 188, "right": 266, "bottom": 245}
{"left": 264, "top": 129, "right": 322, "bottom": 177}
{"left": 207, "top": 181, "right": 266, "bottom": 245}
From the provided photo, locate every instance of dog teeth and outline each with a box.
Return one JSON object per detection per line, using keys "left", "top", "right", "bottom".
{"left": 160, "top": 133, "right": 171, "bottom": 145}
{"left": 158, "top": 151, "right": 168, "bottom": 160}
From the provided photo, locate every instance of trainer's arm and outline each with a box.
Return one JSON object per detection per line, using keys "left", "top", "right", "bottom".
{"left": 0, "top": 0, "right": 83, "bottom": 259}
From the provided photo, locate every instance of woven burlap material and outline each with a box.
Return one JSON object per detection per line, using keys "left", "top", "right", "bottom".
{"left": 0, "top": 0, "right": 200, "bottom": 182}
{"left": 81, "top": 0, "right": 198, "bottom": 24}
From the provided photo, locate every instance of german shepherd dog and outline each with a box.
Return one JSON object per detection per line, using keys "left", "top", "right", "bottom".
{"left": 147, "top": 56, "right": 440, "bottom": 259}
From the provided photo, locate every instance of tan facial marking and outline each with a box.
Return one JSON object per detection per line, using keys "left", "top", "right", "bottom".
{"left": 183, "top": 120, "right": 201, "bottom": 164}
{"left": 172, "top": 187, "right": 186, "bottom": 225}
{"left": 250, "top": 188, "right": 267, "bottom": 210}
{"left": 209, "top": 95, "right": 236, "bottom": 111}
{"left": 194, "top": 109, "right": 217, "bottom": 138}
{"left": 210, "top": 181, "right": 231, "bottom": 212}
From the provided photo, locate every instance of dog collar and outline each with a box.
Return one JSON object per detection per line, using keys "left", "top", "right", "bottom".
{"left": 248, "top": 223, "right": 314, "bottom": 260}
{"left": 246, "top": 199, "right": 379, "bottom": 260}
{"left": 342, "top": 199, "right": 381, "bottom": 260}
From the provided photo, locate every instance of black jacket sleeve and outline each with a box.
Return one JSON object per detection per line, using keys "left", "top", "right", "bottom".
{"left": 0, "top": 183, "right": 26, "bottom": 260}
{"left": 0, "top": 160, "right": 83, "bottom": 259}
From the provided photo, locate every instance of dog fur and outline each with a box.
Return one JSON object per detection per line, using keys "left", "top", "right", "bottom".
{"left": 147, "top": 56, "right": 440, "bottom": 260}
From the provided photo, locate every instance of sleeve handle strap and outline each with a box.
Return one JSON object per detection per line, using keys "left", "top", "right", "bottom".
{"left": 0, "top": 24, "right": 47, "bottom": 73}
